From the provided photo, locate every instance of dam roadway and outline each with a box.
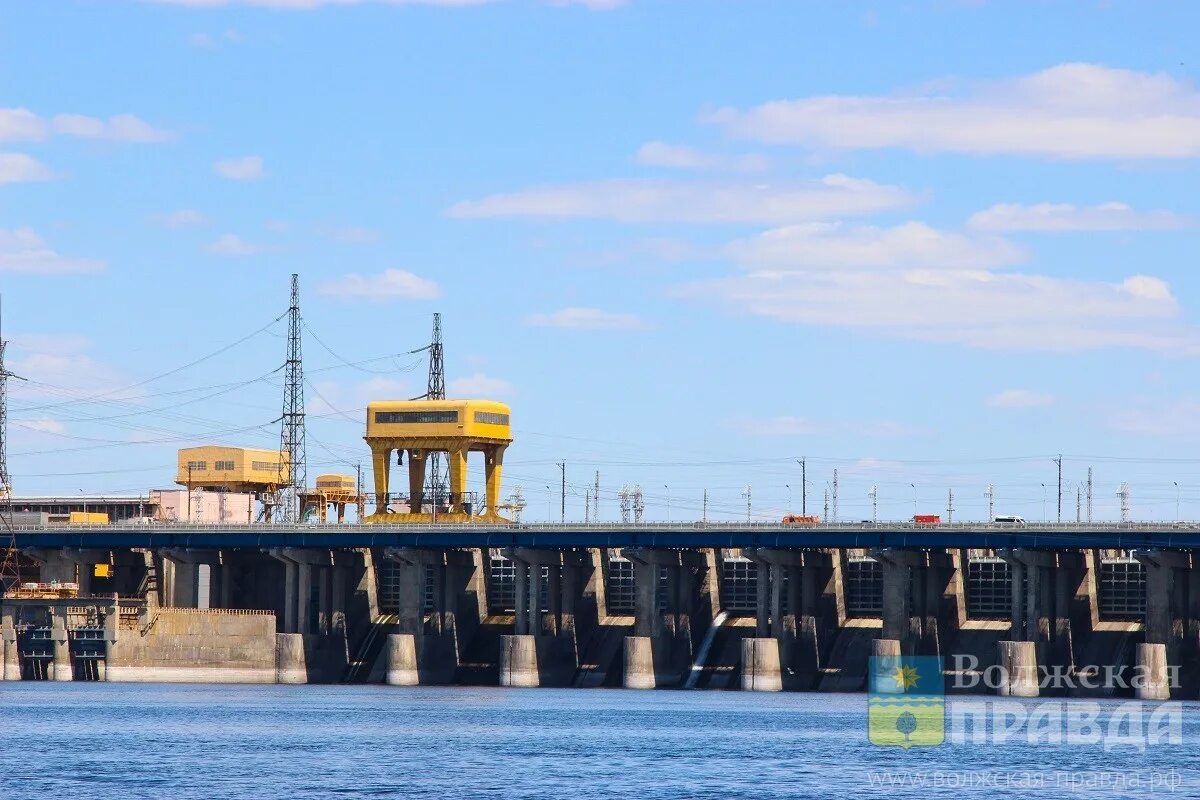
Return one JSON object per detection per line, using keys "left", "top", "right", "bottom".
{"left": 10, "top": 520, "right": 1200, "bottom": 551}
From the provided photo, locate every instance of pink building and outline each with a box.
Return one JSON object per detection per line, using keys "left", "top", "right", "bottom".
{"left": 151, "top": 488, "right": 255, "bottom": 523}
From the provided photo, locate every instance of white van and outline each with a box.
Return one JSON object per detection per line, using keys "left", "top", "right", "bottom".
{"left": 993, "top": 515, "right": 1026, "bottom": 524}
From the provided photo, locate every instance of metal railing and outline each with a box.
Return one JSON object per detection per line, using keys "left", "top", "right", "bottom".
{"left": 10, "top": 520, "right": 1200, "bottom": 533}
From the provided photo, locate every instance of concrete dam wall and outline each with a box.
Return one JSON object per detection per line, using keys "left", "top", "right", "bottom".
{"left": 1, "top": 544, "right": 1189, "bottom": 698}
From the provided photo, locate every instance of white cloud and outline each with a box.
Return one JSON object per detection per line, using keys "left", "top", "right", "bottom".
{"left": 0, "top": 227, "right": 105, "bottom": 274}
{"left": 151, "top": 209, "right": 207, "bottom": 228}
{"left": 634, "top": 141, "right": 769, "bottom": 172}
{"left": 317, "top": 268, "right": 441, "bottom": 300}
{"left": 309, "top": 377, "right": 411, "bottom": 418}
{"left": 0, "top": 109, "right": 171, "bottom": 143}
{"left": 727, "top": 221, "right": 1024, "bottom": 271}
{"left": 968, "top": 202, "right": 1192, "bottom": 232}
{"left": 449, "top": 174, "right": 913, "bottom": 224}
{"left": 204, "top": 233, "right": 268, "bottom": 256}
{"left": 1109, "top": 400, "right": 1200, "bottom": 436}
{"left": 17, "top": 418, "right": 65, "bottom": 435}
{"left": 987, "top": 389, "right": 1056, "bottom": 409}
{"left": 9, "top": 336, "right": 134, "bottom": 402}
{"left": 681, "top": 267, "right": 1193, "bottom": 353}
{"left": 727, "top": 416, "right": 919, "bottom": 437}
{"left": 52, "top": 113, "right": 172, "bottom": 143}
{"left": 448, "top": 373, "right": 515, "bottom": 397}
{"left": 710, "top": 63, "right": 1200, "bottom": 159}
{"left": 525, "top": 307, "right": 646, "bottom": 330}
{"left": 0, "top": 153, "right": 54, "bottom": 184}
{"left": 0, "top": 109, "right": 46, "bottom": 141}
{"left": 214, "top": 155, "right": 264, "bottom": 181}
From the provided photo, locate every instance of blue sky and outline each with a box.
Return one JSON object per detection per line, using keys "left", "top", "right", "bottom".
{"left": 3, "top": 0, "right": 1200, "bottom": 522}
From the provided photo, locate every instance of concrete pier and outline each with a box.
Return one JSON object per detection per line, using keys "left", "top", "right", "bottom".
{"left": 997, "top": 640, "right": 1038, "bottom": 697}
{"left": 1135, "top": 642, "right": 1170, "bottom": 701}
{"left": 1, "top": 608, "right": 19, "bottom": 681}
{"left": 741, "top": 637, "right": 783, "bottom": 692}
{"left": 499, "top": 634, "right": 539, "bottom": 687}
{"left": 385, "top": 633, "right": 419, "bottom": 686}
{"left": 275, "top": 633, "right": 308, "bottom": 684}
{"left": 623, "top": 636, "right": 659, "bottom": 689}
{"left": 871, "top": 638, "right": 901, "bottom": 659}
{"left": 50, "top": 614, "right": 72, "bottom": 682}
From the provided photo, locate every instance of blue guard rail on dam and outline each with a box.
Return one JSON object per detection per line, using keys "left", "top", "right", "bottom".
{"left": 12, "top": 520, "right": 1200, "bottom": 550}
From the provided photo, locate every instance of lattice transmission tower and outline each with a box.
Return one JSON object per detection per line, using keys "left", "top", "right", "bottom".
{"left": 0, "top": 298, "right": 25, "bottom": 591}
{"left": 423, "top": 314, "right": 447, "bottom": 511}
{"left": 277, "top": 274, "right": 307, "bottom": 522}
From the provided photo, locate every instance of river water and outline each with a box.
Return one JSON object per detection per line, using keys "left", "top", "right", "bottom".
{"left": 0, "top": 684, "right": 1196, "bottom": 799}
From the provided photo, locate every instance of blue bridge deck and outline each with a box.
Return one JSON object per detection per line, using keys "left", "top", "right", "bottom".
{"left": 9, "top": 521, "right": 1200, "bottom": 551}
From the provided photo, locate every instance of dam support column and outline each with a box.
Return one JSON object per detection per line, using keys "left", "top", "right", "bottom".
{"left": 1135, "top": 549, "right": 1189, "bottom": 699}
{"left": 385, "top": 633, "right": 419, "bottom": 686}
{"left": 50, "top": 610, "right": 72, "bottom": 681}
{"left": 622, "top": 549, "right": 702, "bottom": 689}
{"left": 384, "top": 548, "right": 474, "bottom": 685}
{"left": 2, "top": 606, "right": 20, "bottom": 681}
{"left": 268, "top": 549, "right": 345, "bottom": 683}
{"left": 501, "top": 549, "right": 584, "bottom": 688}
{"left": 744, "top": 549, "right": 811, "bottom": 690}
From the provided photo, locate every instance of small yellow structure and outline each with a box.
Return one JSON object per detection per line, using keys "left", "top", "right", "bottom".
{"left": 68, "top": 511, "right": 109, "bottom": 525}
{"left": 176, "top": 446, "right": 290, "bottom": 492}
{"left": 364, "top": 399, "right": 511, "bottom": 522}
{"left": 303, "top": 474, "right": 362, "bottom": 523}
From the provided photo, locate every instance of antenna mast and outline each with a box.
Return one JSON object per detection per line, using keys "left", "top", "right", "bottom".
{"left": 278, "top": 274, "right": 307, "bottom": 522}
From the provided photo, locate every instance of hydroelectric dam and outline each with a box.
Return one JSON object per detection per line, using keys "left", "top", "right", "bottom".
{"left": 3, "top": 520, "right": 1196, "bottom": 700}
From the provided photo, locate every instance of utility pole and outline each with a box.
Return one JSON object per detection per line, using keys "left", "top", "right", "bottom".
{"left": 823, "top": 486, "right": 829, "bottom": 522}
{"left": 868, "top": 485, "right": 877, "bottom": 523}
{"left": 831, "top": 469, "right": 839, "bottom": 523}
{"left": 742, "top": 485, "right": 752, "bottom": 522}
{"left": 558, "top": 462, "right": 565, "bottom": 523}
{"left": 1054, "top": 453, "right": 1063, "bottom": 523}
{"left": 798, "top": 457, "right": 806, "bottom": 515}
{"left": 946, "top": 488, "right": 954, "bottom": 524}
{"left": 187, "top": 464, "right": 194, "bottom": 523}
{"left": 985, "top": 483, "right": 994, "bottom": 521}
{"left": 355, "top": 462, "right": 364, "bottom": 520}
{"left": 702, "top": 489, "right": 708, "bottom": 524}
{"left": 1076, "top": 486, "right": 1082, "bottom": 523}
{"left": 584, "top": 489, "right": 590, "bottom": 524}
{"left": 278, "top": 273, "right": 307, "bottom": 523}
{"left": 593, "top": 470, "right": 600, "bottom": 522}
{"left": 1086, "top": 466, "right": 1094, "bottom": 523}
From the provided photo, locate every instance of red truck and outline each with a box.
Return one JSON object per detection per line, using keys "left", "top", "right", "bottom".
{"left": 913, "top": 514, "right": 941, "bottom": 525}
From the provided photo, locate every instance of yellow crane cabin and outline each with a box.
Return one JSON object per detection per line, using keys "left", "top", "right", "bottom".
{"left": 364, "top": 398, "right": 511, "bottom": 522}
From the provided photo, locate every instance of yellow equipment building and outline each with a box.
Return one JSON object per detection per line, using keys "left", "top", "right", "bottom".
{"left": 176, "top": 446, "right": 289, "bottom": 493}
{"left": 304, "top": 474, "right": 362, "bottom": 523}
{"left": 364, "top": 398, "right": 511, "bottom": 523}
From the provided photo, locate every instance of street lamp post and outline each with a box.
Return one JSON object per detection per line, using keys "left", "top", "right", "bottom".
{"left": 786, "top": 484, "right": 792, "bottom": 515}
{"left": 546, "top": 485, "right": 552, "bottom": 522}
{"left": 664, "top": 484, "right": 670, "bottom": 522}
{"left": 1175, "top": 481, "right": 1181, "bottom": 521}
{"left": 1041, "top": 483, "right": 1047, "bottom": 522}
